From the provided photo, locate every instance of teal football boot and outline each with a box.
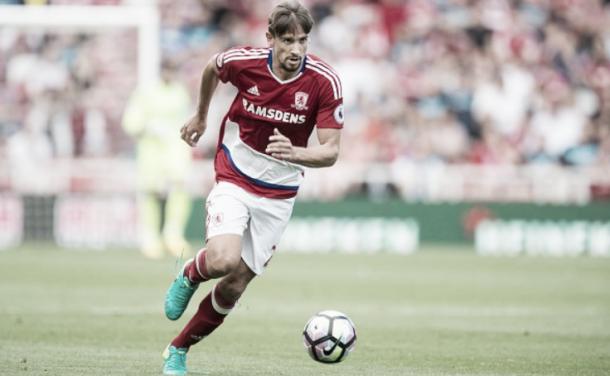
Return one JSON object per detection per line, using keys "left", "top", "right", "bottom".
{"left": 163, "top": 345, "right": 188, "bottom": 376}
{"left": 164, "top": 261, "right": 198, "bottom": 320}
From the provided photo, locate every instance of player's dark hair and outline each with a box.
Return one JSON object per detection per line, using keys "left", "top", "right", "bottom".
{"left": 268, "top": 1, "right": 314, "bottom": 37}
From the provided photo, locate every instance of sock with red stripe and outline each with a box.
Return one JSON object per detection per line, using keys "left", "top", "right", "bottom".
{"left": 171, "top": 285, "right": 236, "bottom": 349}
{"left": 185, "top": 248, "right": 210, "bottom": 283}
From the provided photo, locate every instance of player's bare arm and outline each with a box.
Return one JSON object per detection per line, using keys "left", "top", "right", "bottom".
{"left": 266, "top": 127, "right": 340, "bottom": 167}
{"left": 180, "top": 57, "right": 220, "bottom": 147}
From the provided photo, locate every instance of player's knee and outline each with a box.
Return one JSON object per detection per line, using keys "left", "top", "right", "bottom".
{"left": 205, "top": 246, "right": 241, "bottom": 276}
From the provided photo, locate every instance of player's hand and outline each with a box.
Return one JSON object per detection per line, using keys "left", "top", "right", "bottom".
{"left": 266, "top": 128, "right": 295, "bottom": 161}
{"left": 181, "top": 115, "right": 206, "bottom": 147}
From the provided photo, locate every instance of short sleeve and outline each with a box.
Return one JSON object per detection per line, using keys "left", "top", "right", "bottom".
{"left": 316, "top": 79, "right": 344, "bottom": 129}
{"left": 214, "top": 50, "right": 238, "bottom": 85}
{"left": 215, "top": 47, "right": 267, "bottom": 86}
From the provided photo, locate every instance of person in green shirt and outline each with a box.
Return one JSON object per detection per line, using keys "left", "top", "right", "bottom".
{"left": 122, "top": 60, "right": 193, "bottom": 259}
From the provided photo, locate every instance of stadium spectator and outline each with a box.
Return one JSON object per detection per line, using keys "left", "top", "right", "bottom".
{"left": 6, "top": 95, "right": 54, "bottom": 193}
{"left": 1, "top": 0, "right": 609, "bottom": 170}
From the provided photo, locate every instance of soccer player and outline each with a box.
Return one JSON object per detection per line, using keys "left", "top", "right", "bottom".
{"left": 162, "top": 1, "right": 344, "bottom": 374}
{"left": 123, "top": 60, "right": 193, "bottom": 259}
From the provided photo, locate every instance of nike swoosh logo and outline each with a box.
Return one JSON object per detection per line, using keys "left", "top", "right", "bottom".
{"left": 323, "top": 335, "right": 342, "bottom": 356}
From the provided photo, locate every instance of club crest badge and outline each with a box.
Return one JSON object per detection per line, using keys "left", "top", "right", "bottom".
{"left": 293, "top": 91, "right": 309, "bottom": 111}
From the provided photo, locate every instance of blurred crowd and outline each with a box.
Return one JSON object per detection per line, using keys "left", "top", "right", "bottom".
{"left": 1, "top": 0, "right": 610, "bottom": 167}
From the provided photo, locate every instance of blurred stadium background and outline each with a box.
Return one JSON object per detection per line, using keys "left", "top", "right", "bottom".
{"left": 1, "top": 0, "right": 609, "bottom": 253}
{"left": 1, "top": 0, "right": 610, "bottom": 375}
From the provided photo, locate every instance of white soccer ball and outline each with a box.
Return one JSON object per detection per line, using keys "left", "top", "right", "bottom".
{"left": 302, "top": 310, "right": 357, "bottom": 363}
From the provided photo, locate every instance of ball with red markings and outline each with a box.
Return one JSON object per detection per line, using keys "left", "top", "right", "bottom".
{"left": 302, "top": 310, "right": 356, "bottom": 363}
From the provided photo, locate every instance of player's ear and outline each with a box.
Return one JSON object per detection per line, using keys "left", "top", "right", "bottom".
{"left": 265, "top": 31, "right": 274, "bottom": 48}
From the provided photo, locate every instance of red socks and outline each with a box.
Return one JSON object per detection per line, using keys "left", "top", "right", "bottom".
{"left": 171, "top": 285, "right": 236, "bottom": 349}
{"left": 185, "top": 249, "right": 210, "bottom": 283}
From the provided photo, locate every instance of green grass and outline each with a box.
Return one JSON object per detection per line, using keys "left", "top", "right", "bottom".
{"left": 1, "top": 245, "right": 609, "bottom": 375}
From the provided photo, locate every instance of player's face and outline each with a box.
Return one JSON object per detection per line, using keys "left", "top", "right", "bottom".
{"left": 267, "top": 25, "right": 308, "bottom": 78}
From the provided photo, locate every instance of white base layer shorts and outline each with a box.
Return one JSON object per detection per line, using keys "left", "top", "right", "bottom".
{"left": 204, "top": 181, "right": 296, "bottom": 275}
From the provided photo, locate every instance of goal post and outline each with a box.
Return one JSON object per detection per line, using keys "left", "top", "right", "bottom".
{"left": 0, "top": 4, "right": 160, "bottom": 85}
{"left": 0, "top": 4, "right": 162, "bottom": 249}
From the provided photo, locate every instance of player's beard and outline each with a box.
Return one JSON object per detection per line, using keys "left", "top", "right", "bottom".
{"left": 281, "top": 56, "right": 302, "bottom": 73}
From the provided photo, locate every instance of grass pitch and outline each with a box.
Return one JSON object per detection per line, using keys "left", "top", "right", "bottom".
{"left": 1, "top": 245, "right": 609, "bottom": 375}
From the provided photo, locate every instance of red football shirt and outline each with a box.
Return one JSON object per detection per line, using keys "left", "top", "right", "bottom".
{"left": 213, "top": 46, "right": 344, "bottom": 199}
